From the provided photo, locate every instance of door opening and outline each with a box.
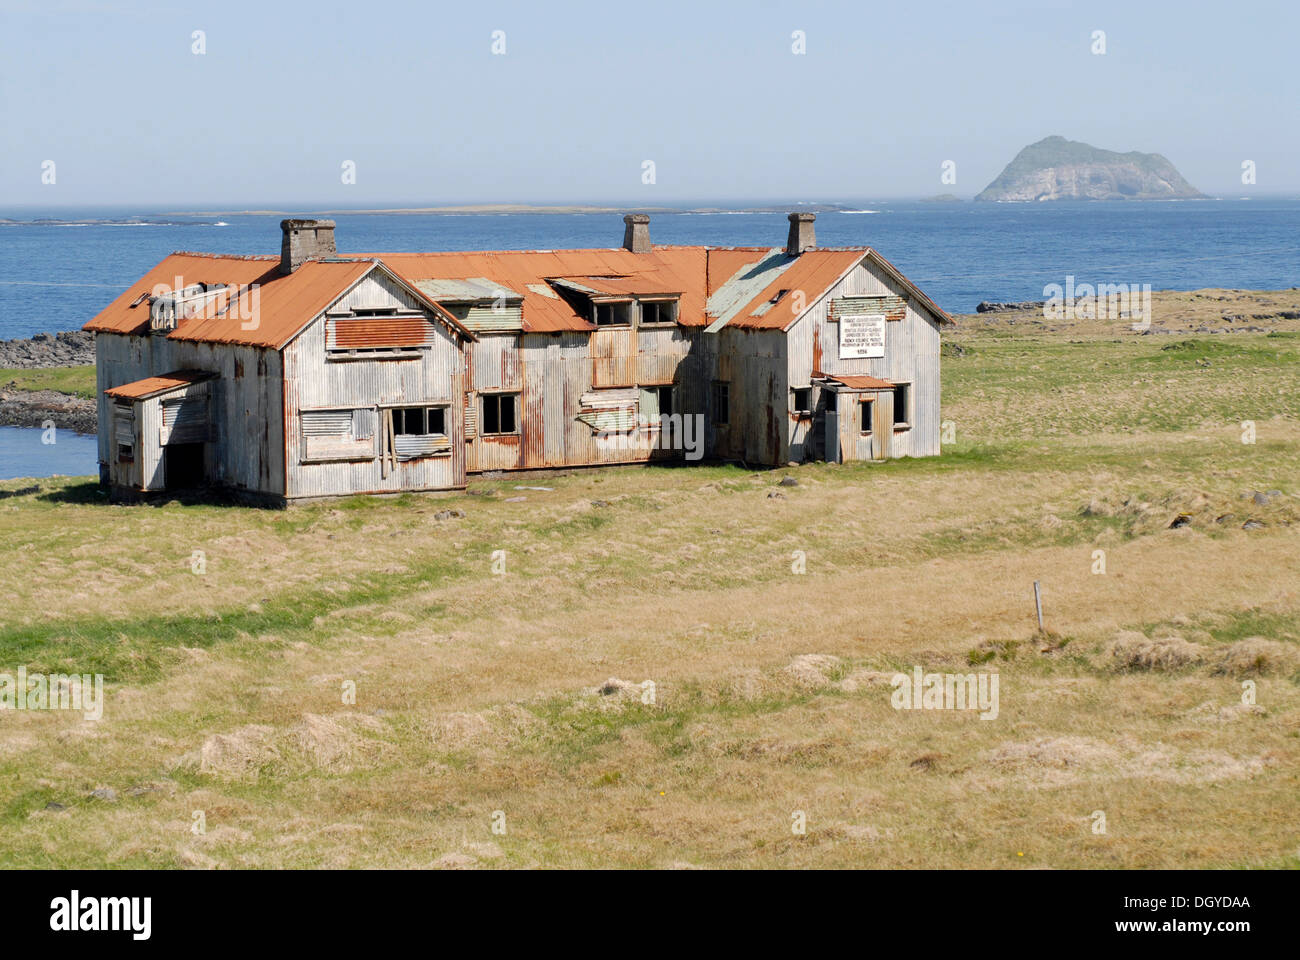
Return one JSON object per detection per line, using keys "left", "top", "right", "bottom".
{"left": 164, "top": 443, "right": 205, "bottom": 489}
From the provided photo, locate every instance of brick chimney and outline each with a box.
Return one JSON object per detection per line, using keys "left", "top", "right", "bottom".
{"left": 786, "top": 212, "right": 816, "bottom": 256}
{"left": 280, "top": 218, "right": 337, "bottom": 274}
{"left": 622, "top": 213, "right": 651, "bottom": 254}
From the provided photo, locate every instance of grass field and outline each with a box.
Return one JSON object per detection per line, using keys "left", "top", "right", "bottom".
{"left": 0, "top": 366, "right": 96, "bottom": 400}
{"left": 1, "top": 300, "right": 1297, "bottom": 869}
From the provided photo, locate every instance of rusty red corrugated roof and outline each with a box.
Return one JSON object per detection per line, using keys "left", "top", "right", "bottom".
{"left": 721, "top": 250, "right": 867, "bottom": 330}
{"left": 84, "top": 243, "right": 948, "bottom": 346}
{"left": 104, "top": 369, "right": 216, "bottom": 400}
{"left": 372, "top": 248, "right": 709, "bottom": 333}
{"left": 83, "top": 253, "right": 376, "bottom": 349}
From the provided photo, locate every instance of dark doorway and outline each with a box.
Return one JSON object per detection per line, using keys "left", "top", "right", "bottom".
{"left": 164, "top": 443, "right": 205, "bottom": 489}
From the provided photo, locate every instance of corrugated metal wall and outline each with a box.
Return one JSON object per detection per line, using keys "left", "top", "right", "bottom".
{"left": 467, "top": 327, "right": 702, "bottom": 472}
{"left": 786, "top": 259, "right": 942, "bottom": 459}
{"left": 96, "top": 333, "right": 285, "bottom": 495}
{"left": 283, "top": 270, "right": 466, "bottom": 498}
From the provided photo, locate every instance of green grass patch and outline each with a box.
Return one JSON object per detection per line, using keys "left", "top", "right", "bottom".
{"left": 0, "top": 365, "right": 96, "bottom": 399}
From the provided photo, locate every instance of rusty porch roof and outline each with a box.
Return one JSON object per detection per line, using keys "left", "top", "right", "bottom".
{"left": 104, "top": 369, "right": 217, "bottom": 400}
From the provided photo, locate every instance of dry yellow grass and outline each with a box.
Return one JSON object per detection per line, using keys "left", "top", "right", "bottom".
{"left": 0, "top": 306, "right": 1297, "bottom": 869}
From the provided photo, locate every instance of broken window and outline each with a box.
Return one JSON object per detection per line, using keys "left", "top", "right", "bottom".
{"left": 392, "top": 406, "right": 447, "bottom": 437}
{"left": 594, "top": 301, "right": 632, "bottom": 326}
{"left": 384, "top": 405, "right": 451, "bottom": 460}
{"left": 657, "top": 385, "right": 674, "bottom": 417}
{"left": 639, "top": 300, "right": 677, "bottom": 326}
{"left": 481, "top": 393, "right": 519, "bottom": 435}
{"left": 893, "top": 383, "right": 911, "bottom": 429}
{"left": 792, "top": 387, "right": 811, "bottom": 415}
{"left": 638, "top": 385, "right": 674, "bottom": 424}
{"left": 712, "top": 381, "right": 729, "bottom": 426}
{"left": 860, "top": 399, "right": 874, "bottom": 434}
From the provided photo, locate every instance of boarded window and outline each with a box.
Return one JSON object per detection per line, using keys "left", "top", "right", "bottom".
{"left": 113, "top": 402, "right": 135, "bottom": 456}
{"left": 326, "top": 313, "right": 437, "bottom": 356}
{"left": 829, "top": 294, "right": 907, "bottom": 323}
{"left": 159, "top": 396, "right": 209, "bottom": 445}
{"left": 480, "top": 394, "right": 518, "bottom": 435}
{"left": 464, "top": 393, "right": 477, "bottom": 439}
{"left": 712, "top": 381, "right": 729, "bottom": 426}
{"left": 301, "top": 408, "right": 377, "bottom": 462}
{"left": 577, "top": 389, "right": 637, "bottom": 433}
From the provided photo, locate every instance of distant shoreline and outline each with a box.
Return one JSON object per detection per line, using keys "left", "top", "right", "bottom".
{"left": 157, "top": 203, "right": 860, "bottom": 217}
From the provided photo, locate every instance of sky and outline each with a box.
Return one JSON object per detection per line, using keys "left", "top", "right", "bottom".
{"left": 1, "top": 0, "right": 1297, "bottom": 208}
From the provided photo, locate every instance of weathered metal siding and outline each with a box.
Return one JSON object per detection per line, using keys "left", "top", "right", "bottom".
{"left": 330, "top": 272, "right": 426, "bottom": 314}
{"left": 590, "top": 327, "right": 637, "bottom": 388}
{"left": 95, "top": 331, "right": 285, "bottom": 495}
{"left": 831, "top": 388, "right": 894, "bottom": 463}
{"left": 466, "top": 333, "right": 524, "bottom": 472}
{"left": 283, "top": 280, "right": 466, "bottom": 498}
{"left": 787, "top": 259, "right": 942, "bottom": 459}
{"left": 710, "top": 327, "right": 787, "bottom": 465}
{"left": 467, "top": 327, "right": 701, "bottom": 472}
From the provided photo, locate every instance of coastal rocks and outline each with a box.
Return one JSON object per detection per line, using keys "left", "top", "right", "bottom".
{"left": 0, "top": 387, "right": 97, "bottom": 434}
{"left": 0, "top": 331, "right": 94, "bottom": 368}
{"left": 976, "top": 300, "right": 1045, "bottom": 313}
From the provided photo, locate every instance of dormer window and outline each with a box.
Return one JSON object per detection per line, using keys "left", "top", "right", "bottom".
{"left": 594, "top": 300, "right": 632, "bottom": 326}
{"left": 639, "top": 299, "right": 678, "bottom": 326}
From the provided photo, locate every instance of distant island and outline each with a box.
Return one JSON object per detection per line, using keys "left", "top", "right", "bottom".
{"left": 975, "top": 136, "right": 1205, "bottom": 202}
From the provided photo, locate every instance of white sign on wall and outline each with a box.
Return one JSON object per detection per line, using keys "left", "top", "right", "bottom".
{"left": 839, "top": 314, "right": 886, "bottom": 359}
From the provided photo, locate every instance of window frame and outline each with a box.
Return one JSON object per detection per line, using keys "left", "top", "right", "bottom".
{"left": 300, "top": 407, "right": 377, "bottom": 463}
{"left": 791, "top": 386, "right": 812, "bottom": 416}
{"left": 712, "top": 381, "right": 730, "bottom": 427}
{"left": 391, "top": 405, "right": 449, "bottom": 439}
{"left": 480, "top": 392, "right": 520, "bottom": 436}
{"left": 638, "top": 299, "right": 679, "bottom": 327}
{"left": 860, "top": 398, "right": 874, "bottom": 436}
{"left": 593, "top": 299, "right": 633, "bottom": 328}
{"left": 656, "top": 385, "right": 674, "bottom": 418}
{"left": 892, "top": 382, "right": 912, "bottom": 430}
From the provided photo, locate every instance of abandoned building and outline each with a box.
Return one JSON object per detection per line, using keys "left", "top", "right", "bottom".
{"left": 84, "top": 214, "right": 951, "bottom": 502}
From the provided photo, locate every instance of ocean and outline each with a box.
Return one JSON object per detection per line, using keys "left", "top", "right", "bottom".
{"left": 2, "top": 198, "right": 1297, "bottom": 480}
{"left": 2, "top": 198, "right": 1298, "bottom": 342}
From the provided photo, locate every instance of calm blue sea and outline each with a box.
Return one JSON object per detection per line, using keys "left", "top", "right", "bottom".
{"left": 2, "top": 198, "right": 1297, "bottom": 479}
{"left": 2, "top": 199, "right": 1298, "bottom": 342}
{"left": 0, "top": 426, "right": 99, "bottom": 480}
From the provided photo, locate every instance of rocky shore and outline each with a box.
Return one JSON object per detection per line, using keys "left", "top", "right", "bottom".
{"left": 0, "top": 330, "right": 97, "bottom": 433}
{"left": 0, "top": 330, "right": 95, "bottom": 368}
{"left": 0, "top": 387, "right": 97, "bottom": 434}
